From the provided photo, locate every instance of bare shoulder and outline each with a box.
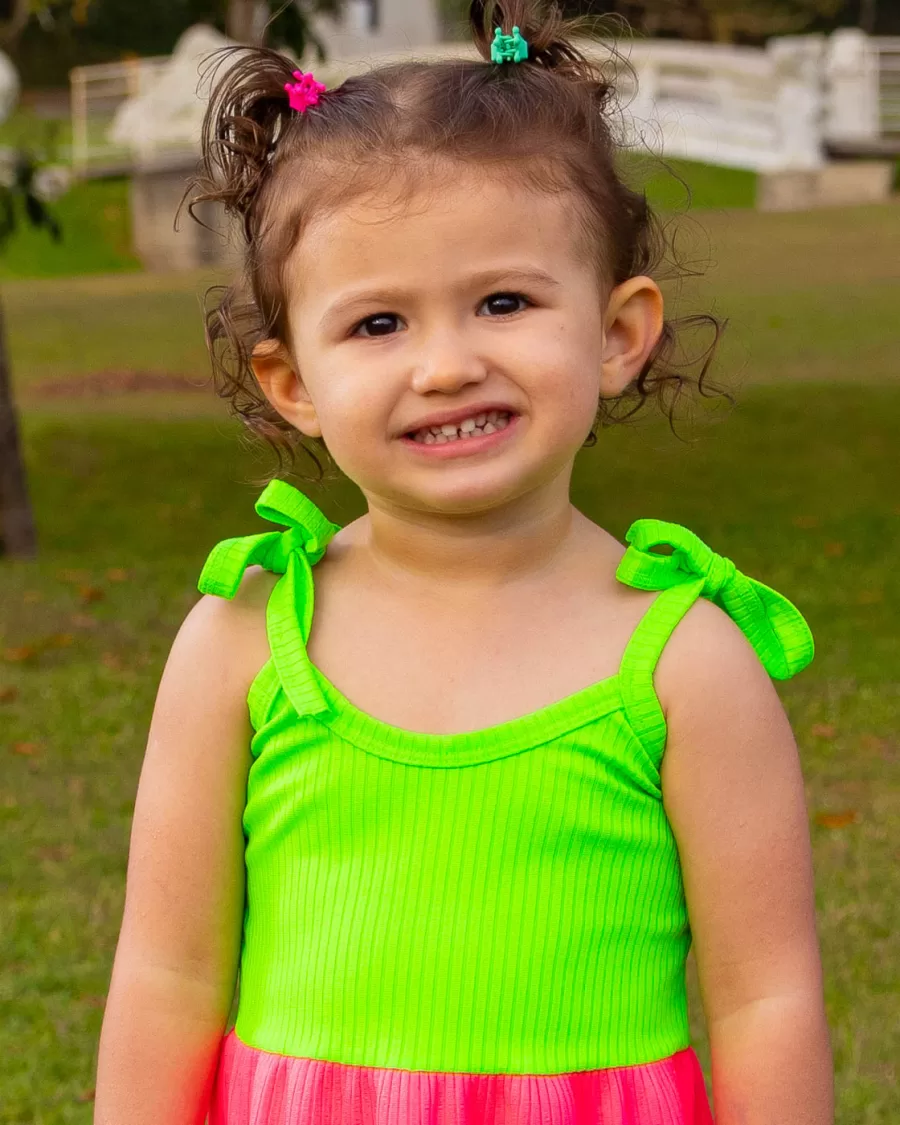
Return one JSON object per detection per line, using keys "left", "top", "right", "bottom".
{"left": 654, "top": 593, "right": 801, "bottom": 842}
{"left": 654, "top": 595, "right": 778, "bottom": 721}
{"left": 139, "top": 565, "right": 276, "bottom": 759}
{"left": 194, "top": 563, "right": 280, "bottom": 622}
{"left": 141, "top": 564, "right": 276, "bottom": 770}
{"left": 653, "top": 593, "right": 799, "bottom": 814}
{"left": 186, "top": 564, "right": 277, "bottom": 685}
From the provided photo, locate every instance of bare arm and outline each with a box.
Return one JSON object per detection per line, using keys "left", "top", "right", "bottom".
{"left": 94, "top": 569, "right": 275, "bottom": 1125}
{"left": 657, "top": 600, "right": 833, "bottom": 1125}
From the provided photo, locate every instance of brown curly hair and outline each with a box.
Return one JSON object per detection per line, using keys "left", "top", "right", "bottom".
{"left": 187, "top": 0, "right": 725, "bottom": 481}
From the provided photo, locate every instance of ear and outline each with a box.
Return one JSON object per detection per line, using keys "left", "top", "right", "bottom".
{"left": 251, "top": 338, "right": 322, "bottom": 439}
{"left": 599, "top": 276, "right": 664, "bottom": 398}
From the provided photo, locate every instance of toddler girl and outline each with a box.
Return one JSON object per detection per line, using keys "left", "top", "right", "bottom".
{"left": 94, "top": 2, "right": 833, "bottom": 1122}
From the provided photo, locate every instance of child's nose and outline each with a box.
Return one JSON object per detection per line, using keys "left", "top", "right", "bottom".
{"left": 410, "top": 329, "right": 488, "bottom": 394}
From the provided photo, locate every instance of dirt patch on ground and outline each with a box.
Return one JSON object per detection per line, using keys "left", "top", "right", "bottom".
{"left": 29, "top": 371, "right": 213, "bottom": 398}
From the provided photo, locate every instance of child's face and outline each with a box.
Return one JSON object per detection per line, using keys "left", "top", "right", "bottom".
{"left": 259, "top": 166, "right": 660, "bottom": 516}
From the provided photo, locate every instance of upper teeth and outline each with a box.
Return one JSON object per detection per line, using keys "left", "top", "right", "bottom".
{"left": 413, "top": 410, "right": 512, "bottom": 444}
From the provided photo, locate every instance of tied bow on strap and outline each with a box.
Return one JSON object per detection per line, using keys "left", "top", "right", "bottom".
{"left": 616, "top": 519, "right": 814, "bottom": 680}
{"left": 198, "top": 481, "right": 342, "bottom": 719}
{"left": 198, "top": 480, "right": 341, "bottom": 602}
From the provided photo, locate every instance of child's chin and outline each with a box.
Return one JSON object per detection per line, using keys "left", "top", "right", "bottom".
{"left": 409, "top": 472, "right": 532, "bottom": 515}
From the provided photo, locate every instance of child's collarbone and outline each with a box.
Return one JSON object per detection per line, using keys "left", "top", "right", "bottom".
{"left": 305, "top": 580, "right": 651, "bottom": 735}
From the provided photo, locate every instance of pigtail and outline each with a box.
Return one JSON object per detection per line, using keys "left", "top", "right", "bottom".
{"left": 470, "top": 1, "right": 599, "bottom": 81}
{"left": 188, "top": 46, "right": 299, "bottom": 243}
{"left": 469, "top": 0, "right": 622, "bottom": 160}
{"left": 183, "top": 47, "right": 337, "bottom": 484}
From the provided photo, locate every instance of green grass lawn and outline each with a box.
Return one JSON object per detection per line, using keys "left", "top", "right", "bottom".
{"left": 1, "top": 202, "right": 899, "bottom": 1122}
{"left": 0, "top": 178, "right": 140, "bottom": 281}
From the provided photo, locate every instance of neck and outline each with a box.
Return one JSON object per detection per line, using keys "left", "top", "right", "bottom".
{"left": 359, "top": 471, "right": 580, "bottom": 592}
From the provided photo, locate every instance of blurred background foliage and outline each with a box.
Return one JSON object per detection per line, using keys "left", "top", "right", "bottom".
{"left": 441, "top": 0, "right": 900, "bottom": 40}
{"left": 2, "top": 0, "right": 339, "bottom": 83}
{"left": 0, "top": 0, "right": 899, "bottom": 85}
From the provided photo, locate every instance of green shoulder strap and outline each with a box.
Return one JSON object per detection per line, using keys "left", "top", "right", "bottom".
{"left": 197, "top": 479, "right": 342, "bottom": 719}
{"left": 616, "top": 519, "right": 815, "bottom": 762}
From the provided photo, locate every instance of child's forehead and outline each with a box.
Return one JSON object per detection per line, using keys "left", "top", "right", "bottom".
{"left": 290, "top": 165, "right": 592, "bottom": 286}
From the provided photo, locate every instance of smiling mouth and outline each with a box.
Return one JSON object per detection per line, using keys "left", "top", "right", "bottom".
{"left": 406, "top": 410, "right": 515, "bottom": 444}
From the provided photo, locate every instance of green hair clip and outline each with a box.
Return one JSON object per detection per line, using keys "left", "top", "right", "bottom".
{"left": 491, "top": 25, "right": 529, "bottom": 64}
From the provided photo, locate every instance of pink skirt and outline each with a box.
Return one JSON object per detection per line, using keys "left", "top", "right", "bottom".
{"left": 209, "top": 1031, "right": 714, "bottom": 1124}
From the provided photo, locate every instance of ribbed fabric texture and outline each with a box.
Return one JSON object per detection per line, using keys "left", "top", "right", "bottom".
{"left": 236, "top": 623, "right": 693, "bottom": 1073}
{"left": 197, "top": 480, "right": 813, "bottom": 1119}
{"left": 209, "top": 1034, "right": 714, "bottom": 1125}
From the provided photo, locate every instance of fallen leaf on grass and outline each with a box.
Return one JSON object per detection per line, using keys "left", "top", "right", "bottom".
{"left": 23, "top": 590, "right": 43, "bottom": 604}
{"left": 46, "top": 633, "right": 75, "bottom": 649}
{"left": 36, "top": 844, "right": 75, "bottom": 862}
{"left": 11, "top": 742, "right": 40, "bottom": 756}
{"left": 78, "top": 994, "right": 106, "bottom": 1009}
{"left": 811, "top": 723, "right": 836, "bottom": 738}
{"left": 76, "top": 1089, "right": 96, "bottom": 1104}
{"left": 79, "top": 586, "right": 105, "bottom": 604}
{"left": 57, "top": 569, "right": 90, "bottom": 584}
{"left": 857, "top": 589, "right": 883, "bottom": 605}
{"left": 0, "top": 685, "right": 18, "bottom": 703}
{"left": 792, "top": 515, "right": 820, "bottom": 529}
{"left": 70, "top": 613, "right": 97, "bottom": 628}
{"left": 815, "top": 810, "right": 857, "bottom": 829}
{"left": 101, "top": 652, "right": 123, "bottom": 671}
{"left": 823, "top": 541, "right": 845, "bottom": 558}
{"left": 105, "top": 568, "right": 130, "bottom": 582}
{"left": 5, "top": 634, "right": 76, "bottom": 661}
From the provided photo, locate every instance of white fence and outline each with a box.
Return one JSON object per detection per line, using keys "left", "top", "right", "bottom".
{"left": 69, "top": 28, "right": 900, "bottom": 178}
{"left": 607, "top": 37, "right": 825, "bottom": 172}
{"left": 70, "top": 55, "right": 170, "bottom": 177}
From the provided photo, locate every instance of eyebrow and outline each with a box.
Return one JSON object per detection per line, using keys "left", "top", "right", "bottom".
{"left": 318, "top": 267, "right": 563, "bottom": 332}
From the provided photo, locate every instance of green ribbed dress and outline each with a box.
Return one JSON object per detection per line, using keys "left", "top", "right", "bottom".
{"left": 199, "top": 480, "right": 814, "bottom": 1125}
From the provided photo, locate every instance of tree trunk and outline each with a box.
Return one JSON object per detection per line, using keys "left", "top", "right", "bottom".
{"left": 710, "top": 12, "right": 735, "bottom": 42}
{"left": 860, "top": 0, "right": 877, "bottom": 34}
{"left": 227, "top": 0, "right": 270, "bottom": 44}
{"left": 0, "top": 294, "right": 37, "bottom": 559}
{"left": 0, "top": 0, "right": 31, "bottom": 48}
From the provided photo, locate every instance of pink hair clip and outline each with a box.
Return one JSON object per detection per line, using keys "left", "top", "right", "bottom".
{"left": 284, "top": 70, "right": 326, "bottom": 114}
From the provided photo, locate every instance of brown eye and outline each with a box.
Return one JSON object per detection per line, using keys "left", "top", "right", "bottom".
{"left": 480, "top": 292, "right": 529, "bottom": 317}
{"left": 354, "top": 314, "right": 403, "bottom": 338}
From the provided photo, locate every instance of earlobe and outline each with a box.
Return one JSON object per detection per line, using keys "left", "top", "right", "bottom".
{"left": 599, "top": 277, "right": 664, "bottom": 398}
{"left": 251, "top": 339, "right": 322, "bottom": 439}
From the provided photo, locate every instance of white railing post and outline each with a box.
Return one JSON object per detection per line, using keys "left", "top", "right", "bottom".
{"left": 768, "top": 35, "right": 826, "bottom": 170}
{"left": 824, "top": 28, "right": 880, "bottom": 146}
{"left": 70, "top": 67, "right": 89, "bottom": 178}
{"left": 346, "top": 0, "right": 372, "bottom": 33}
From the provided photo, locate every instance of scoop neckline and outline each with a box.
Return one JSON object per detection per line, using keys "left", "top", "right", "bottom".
{"left": 306, "top": 659, "right": 623, "bottom": 767}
